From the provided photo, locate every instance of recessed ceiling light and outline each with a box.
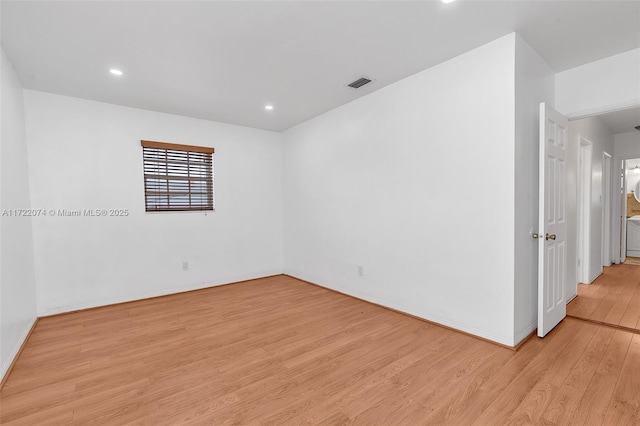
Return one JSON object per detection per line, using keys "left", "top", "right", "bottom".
{"left": 265, "top": 105, "right": 274, "bottom": 111}
{"left": 109, "top": 69, "right": 123, "bottom": 76}
{"left": 441, "top": 0, "right": 456, "bottom": 3}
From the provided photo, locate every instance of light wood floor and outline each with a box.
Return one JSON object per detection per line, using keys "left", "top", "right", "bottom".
{"left": 624, "top": 256, "right": 640, "bottom": 266}
{"left": 567, "top": 264, "right": 640, "bottom": 333}
{"left": 1, "top": 275, "right": 639, "bottom": 425}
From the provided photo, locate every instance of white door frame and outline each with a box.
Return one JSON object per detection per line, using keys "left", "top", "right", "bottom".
{"left": 577, "top": 138, "right": 592, "bottom": 284}
{"left": 565, "top": 100, "right": 640, "bottom": 121}
{"left": 602, "top": 152, "right": 612, "bottom": 267}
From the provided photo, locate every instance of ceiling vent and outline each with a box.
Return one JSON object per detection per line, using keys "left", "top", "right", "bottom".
{"left": 347, "top": 77, "right": 372, "bottom": 89}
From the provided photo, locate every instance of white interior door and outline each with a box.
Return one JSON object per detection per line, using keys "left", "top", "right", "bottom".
{"left": 538, "top": 102, "right": 568, "bottom": 337}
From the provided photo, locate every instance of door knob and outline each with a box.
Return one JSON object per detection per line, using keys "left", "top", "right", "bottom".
{"left": 546, "top": 233, "right": 556, "bottom": 240}
{"left": 532, "top": 233, "right": 540, "bottom": 239}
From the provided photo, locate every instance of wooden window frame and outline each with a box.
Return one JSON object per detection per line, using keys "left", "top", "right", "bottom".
{"left": 141, "top": 140, "right": 214, "bottom": 212}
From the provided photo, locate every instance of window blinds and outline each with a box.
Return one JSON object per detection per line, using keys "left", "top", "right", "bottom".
{"left": 141, "top": 140, "right": 214, "bottom": 212}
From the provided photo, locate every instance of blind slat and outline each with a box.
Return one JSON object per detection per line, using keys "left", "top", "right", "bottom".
{"left": 144, "top": 174, "right": 212, "bottom": 182}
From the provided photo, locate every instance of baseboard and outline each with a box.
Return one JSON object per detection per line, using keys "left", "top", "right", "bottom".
{"left": 514, "top": 323, "right": 537, "bottom": 348}
{"left": 587, "top": 271, "right": 603, "bottom": 284}
{"left": 284, "top": 274, "right": 516, "bottom": 349}
{"left": 0, "top": 317, "right": 39, "bottom": 390}
{"left": 39, "top": 272, "right": 283, "bottom": 317}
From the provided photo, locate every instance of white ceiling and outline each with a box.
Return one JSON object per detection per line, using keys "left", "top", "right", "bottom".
{"left": 2, "top": 1, "right": 639, "bottom": 132}
{"left": 597, "top": 107, "right": 640, "bottom": 134}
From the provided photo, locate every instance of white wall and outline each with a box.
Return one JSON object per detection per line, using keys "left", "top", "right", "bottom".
{"left": 564, "top": 123, "right": 580, "bottom": 298}
{"left": 556, "top": 49, "right": 640, "bottom": 118}
{"left": 0, "top": 48, "right": 38, "bottom": 380}
{"left": 283, "top": 34, "right": 518, "bottom": 345}
{"left": 568, "top": 116, "right": 614, "bottom": 285}
{"left": 23, "top": 91, "right": 284, "bottom": 315}
{"left": 513, "top": 35, "right": 555, "bottom": 344}
{"left": 614, "top": 131, "right": 640, "bottom": 158}
{"left": 615, "top": 131, "right": 640, "bottom": 195}
{"left": 626, "top": 168, "right": 640, "bottom": 194}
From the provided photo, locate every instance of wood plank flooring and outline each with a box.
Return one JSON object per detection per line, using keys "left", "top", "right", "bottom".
{"left": 624, "top": 256, "right": 640, "bottom": 266}
{"left": 1, "top": 275, "right": 639, "bottom": 425}
{"left": 567, "top": 264, "right": 640, "bottom": 333}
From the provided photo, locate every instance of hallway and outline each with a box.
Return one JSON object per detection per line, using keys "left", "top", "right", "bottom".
{"left": 567, "top": 264, "right": 640, "bottom": 333}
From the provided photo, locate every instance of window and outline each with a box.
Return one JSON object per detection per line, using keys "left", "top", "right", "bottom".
{"left": 141, "top": 140, "right": 214, "bottom": 212}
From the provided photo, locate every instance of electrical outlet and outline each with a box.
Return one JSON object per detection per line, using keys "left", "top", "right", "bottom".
{"left": 182, "top": 261, "right": 189, "bottom": 271}
{"left": 358, "top": 265, "right": 364, "bottom": 276}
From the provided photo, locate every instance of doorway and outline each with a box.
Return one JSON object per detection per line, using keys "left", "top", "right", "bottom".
{"left": 565, "top": 107, "right": 640, "bottom": 332}
{"left": 621, "top": 157, "right": 640, "bottom": 264}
